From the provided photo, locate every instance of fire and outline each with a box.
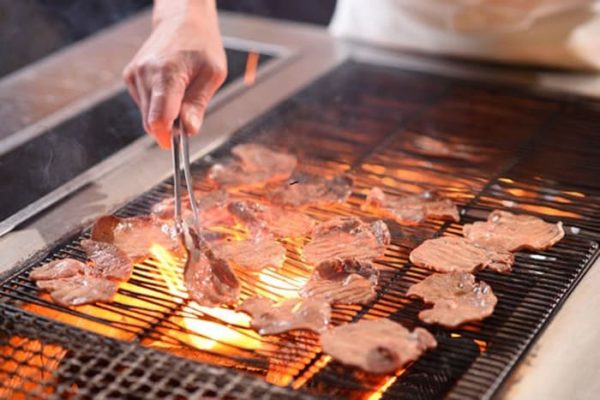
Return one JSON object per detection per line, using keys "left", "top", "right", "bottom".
{"left": 244, "top": 51, "right": 259, "bottom": 86}
{"left": 256, "top": 271, "right": 307, "bottom": 300}
{"left": 150, "top": 244, "right": 261, "bottom": 351}
{"left": 0, "top": 337, "right": 67, "bottom": 399}
{"left": 366, "top": 369, "right": 405, "bottom": 400}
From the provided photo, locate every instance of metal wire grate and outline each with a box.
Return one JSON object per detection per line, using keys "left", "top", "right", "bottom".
{"left": 1, "top": 61, "right": 600, "bottom": 399}
{"left": 0, "top": 305, "right": 318, "bottom": 399}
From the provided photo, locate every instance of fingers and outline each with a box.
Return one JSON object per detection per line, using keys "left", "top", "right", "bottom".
{"left": 123, "top": 53, "right": 227, "bottom": 148}
{"left": 124, "top": 62, "right": 188, "bottom": 149}
{"left": 135, "top": 75, "right": 151, "bottom": 134}
{"left": 180, "top": 63, "right": 227, "bottom": 136}
{"left": 147, "top": 70, "right": 187, "bottom": 149}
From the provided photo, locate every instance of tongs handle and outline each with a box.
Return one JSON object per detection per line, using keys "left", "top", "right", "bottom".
{"left": 171, "top": 118, "right": 202, "bottom": 236}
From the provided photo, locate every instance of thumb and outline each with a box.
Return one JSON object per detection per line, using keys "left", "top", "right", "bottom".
{"left": 180, "top": 72, "right": 222, "bottom": 136}
{"left": 180, "top": 102, "right": 205, "bottom": 136}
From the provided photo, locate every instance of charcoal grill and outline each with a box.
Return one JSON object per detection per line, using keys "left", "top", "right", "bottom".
{"left": 2, "top": 10, "right": 600, "bottom": 400}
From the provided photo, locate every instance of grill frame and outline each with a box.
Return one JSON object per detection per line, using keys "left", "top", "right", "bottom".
{"left": 1, "top": 60, "right": 600, "bottom": 399}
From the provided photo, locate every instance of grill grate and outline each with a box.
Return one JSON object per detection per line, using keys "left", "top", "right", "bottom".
{"left": 2, "top": 61, "right": 600, "bottom": 399}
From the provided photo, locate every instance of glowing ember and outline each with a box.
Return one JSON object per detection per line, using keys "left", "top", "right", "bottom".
{"left": 244, "top": 51, "right": 259, "bottom": 86}
{"left": 0, "top": 338, "right": 67, "bottom": 399}
{"left": 366, "top": 369, "right": 405, "bottom": 400}
{"left": 150, "top": 244, "right": 261, "bottom": 351}
{"left": 256, "top": 271, "right": 307, "bottom": 300}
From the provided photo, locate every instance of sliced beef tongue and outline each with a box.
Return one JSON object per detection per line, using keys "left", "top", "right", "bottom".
{"left": 320, "top": 319, "right": 437, "bottom": 374}
{"left": 227, "top": 200, "right": 316, "bottom": 239}
{"left": 407, "top": 272, "right": 497, "bottom": 328}
{"left": 29, "top": 259, "right": 86, "bottom": 281}
{"left": 30, "top": 255, "right": 122, "bottom": 307}
{"left": 402, "top": 133, "right": 487, "bottom": 162}
{"left": 300, "top": 259, "right": 379, "bottom": 305}
{"left": 30, "top": 239, "right": 132, "bottom": 307}
{"left": 183, "top": 229, "right": 240, "bottom": 307}
{"left": 409, "top": 236, "right": 514, "bottom": 273}
{"left": 81, "top": 239, "right": 133, "bottom": 281}
{"left": 362, "top": 187, "right": 459, "bottom": 226}
{"left": 303, "top": 217, "right": 390, "bottom": 267}
{"left": 212, "top": 236, "right": 286, "bottom": 272}
{"left": 266, "top": 173, "right": 353, "bottom": 208}
{"left": 36, "top": 275, "right": 118, "bottom": 307}
{"left": 239, "top": 296, "right": 331, "bottom": 335}
{"left": 91, "top": 215, "right": 178, "bottom": 261}
{"left": 151, "top": 190, "right": 231, "bottom": 228}
{"left": 208, "top": 144, "right": 297, "bottom": 189}
{"left": 463, "top": 210, "right": 565, "bottom": 252}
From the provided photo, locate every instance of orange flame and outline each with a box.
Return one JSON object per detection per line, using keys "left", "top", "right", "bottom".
{"left": 150, "top": 244, "right": 261, "bottom": 351}
{"left": 244, "top": 51, "right": 259, "bottom": 86}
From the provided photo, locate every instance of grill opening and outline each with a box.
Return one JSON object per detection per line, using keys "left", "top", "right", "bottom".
{"left": 1, "top": 61, "right": 599, "bottom": 399}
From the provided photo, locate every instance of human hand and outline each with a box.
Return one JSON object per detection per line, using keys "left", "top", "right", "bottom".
{"left": 123, "top": 4, "right": 226, "bottom": 148}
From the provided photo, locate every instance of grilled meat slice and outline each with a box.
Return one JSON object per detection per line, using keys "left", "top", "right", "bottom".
{"left": 151, "top": 190, "right": 231, "bottom": 228}
{"left": 91, "top": 215, "right": 178, "bottom": 261}
{"left": 301, "top": 273, "right": 376, "bottom": 305}
{"left": 362, "top": 187, "right": 459, "bottom": 226}
{"left": 227, "top": 200, "right": 316, "bottom": 238}
{"left": 463, "top": 210, "right": 565, "bottom": 252}
{"left": 239, "top": 297, "right": 331, "bottom": 335}
{"left": 30, "top": 259, "right": 86, "bottom": 281}
{"left": 81, "top": 239, "right": 133, "bottom": 281}
{"left": 213, "top": 236, "right": 286, "bottom": 272}
{"left": 409, "top": 236, "right": 514, "bottom": 273}
{"left": 300, "top": 259, "right": 379, "bottom": 305}
{"left": 30, "top": 241, "right": 130, "bottom": 307}
{"left": 320, "top": 319, "right": 437, "bottom": 374}
{"left": 208, "top": 144, "right": 297, "bottom": 189}
{"left": 407, "top": 272, "right": 497, "bottom": 327}
{"left": 36, "top": 275, "right": 118, "bottom": 307}
{"left": 267, "top": 173, "right": 353, "bottom": 208}
{"left": 402, "top": 134, "right": 487, "bottom": 162}
{"left": 303, "top": 217, "right": 390, "bottom": 267}
{"left": 183, "top": 229, "right": 240, "bottom": 307}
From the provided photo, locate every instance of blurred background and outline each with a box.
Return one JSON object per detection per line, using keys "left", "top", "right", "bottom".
{"left": 0, "top": 0, "right": 336, "bottom": 79}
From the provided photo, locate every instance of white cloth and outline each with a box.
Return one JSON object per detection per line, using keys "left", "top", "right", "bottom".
{"left": 329, "top": 0, "right": 600, "bottom": 70}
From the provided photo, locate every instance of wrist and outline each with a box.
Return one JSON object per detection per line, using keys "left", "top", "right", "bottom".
{"left": 152, "top": 0, "right": 215, "bottom": 28}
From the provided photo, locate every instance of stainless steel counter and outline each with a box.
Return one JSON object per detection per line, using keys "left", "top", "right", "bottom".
{"left": 0, "top": 10, "right": 598, "bottom": 399}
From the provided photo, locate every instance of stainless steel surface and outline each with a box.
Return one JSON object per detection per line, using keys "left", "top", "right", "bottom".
{"left": 1, "top": 9, "right": 599, "bottom": 399}
{"left": 0, "top": 10, "right": 296, "bottom": 238}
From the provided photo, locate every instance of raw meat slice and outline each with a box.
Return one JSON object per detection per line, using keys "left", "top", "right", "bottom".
{"left": 208, "top": 144, "right": 297, "bottom": 188}
{"left": 151, "top": 190, "right": 232, "bottom": 229}
{"left": 300, "top": 259, "right": 379, "bottom": 305}
{"left": 362, "top": 187, "right": 459, "bottom": 226}
{"left": 267, "top": 173, "right": 353, "bottom": 208}
{"left": 402, "top": 134, "right": 486, "bottom": 162}
{"left": 30, "top": 259, "right": 86, "bottom": 281}
{"left": 463, "top": 210, "right": 565, "bottom": 252}
{"left": 407, "top": 272, "right": 497, "bottom": 327}
{"left": 239, "top": 297, "right": 331, "bottom": 335}
{"left": 320, "top": 319, "right": 437, "bottom": 374}
{"left": 409, "top": 236, "right": 514, "bottom": 273}
{"left": 301, "top": 274, "right": 376, "bottom": 305}
{"left": 227, "top": 200, "right": 316, "bottom": 238}
{"left": 213, "top": 236, "right": 286, "bottom": 272}
{"left": 303, "top": 217, "right": 390, "bottom": 266}
{"left": 91, "top": 215, "right": 178, "bottom": 261}
{"left": 183, "top": 229, "right": 240, "bottom": 307}
{"left": 81, "top": 239, "right": 133, "bottom": 281}
{"left": 37, "top": 275, "right": 119, "bottom": 307}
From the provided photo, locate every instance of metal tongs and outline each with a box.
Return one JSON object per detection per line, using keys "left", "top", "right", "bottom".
{"left": 171, "top": 118, "right": 201, "bottom": 240}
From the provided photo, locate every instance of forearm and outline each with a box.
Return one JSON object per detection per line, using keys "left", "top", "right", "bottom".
{"left": 152, "top": 0, "right": 217, "bottom": 27}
